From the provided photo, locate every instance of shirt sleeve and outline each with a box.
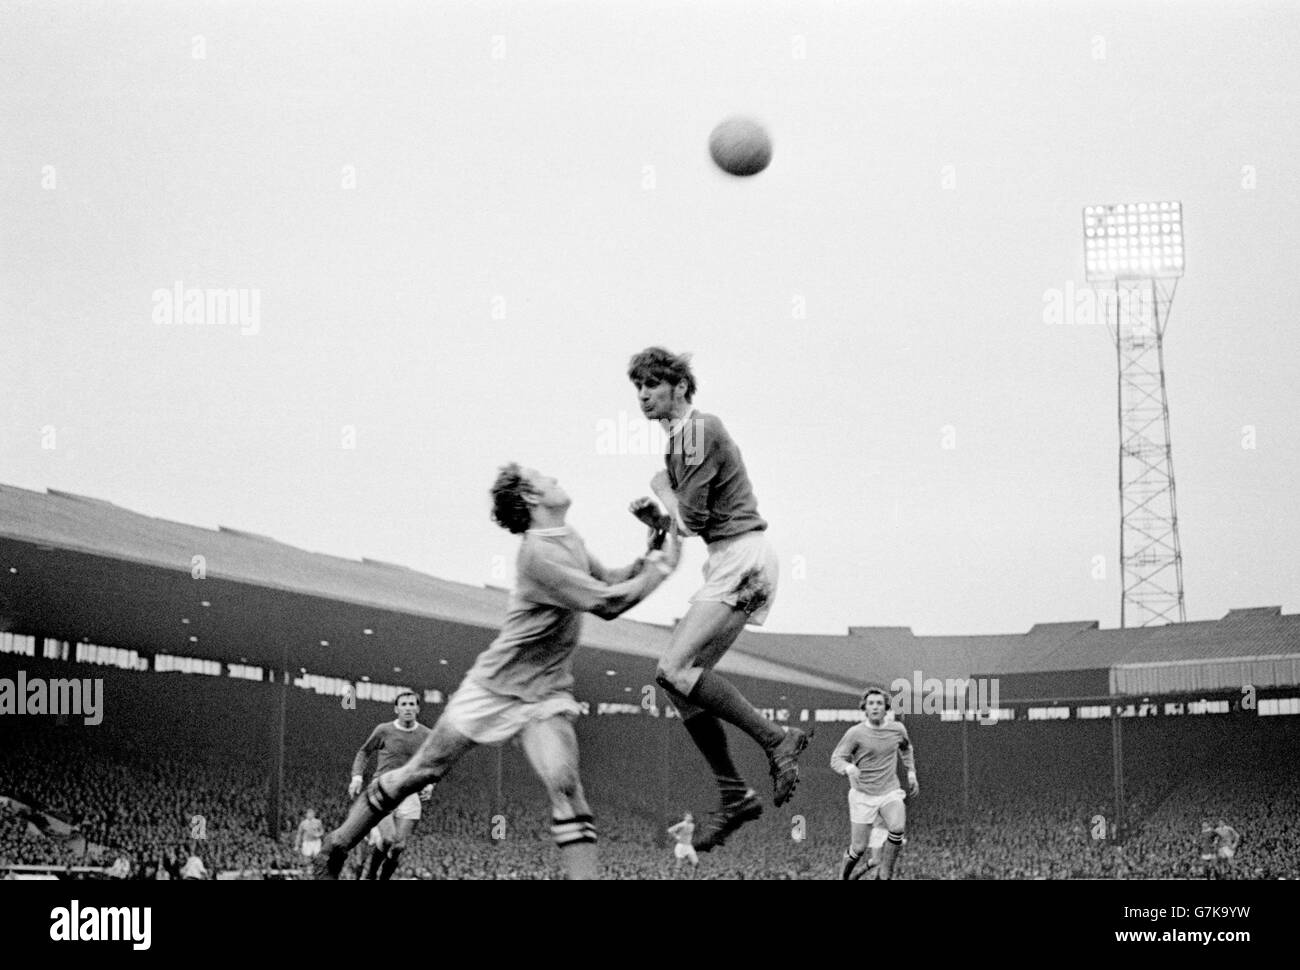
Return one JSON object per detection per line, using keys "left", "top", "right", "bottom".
{"left": 830, "top": 727, "right": 858, "bottom": 774}
{"left": 524, "top": 542, "right": 658, "bottom": 618}
{"left": 585, "top": 544, "right": 643, "bottom": 586}
{"left": 350, "top": 726, "right": 382, "bottom": 778}
{"left": 896, "top": 724, "right": 916, "bottom": 774}
{"left": 670, "top": 418, "right": 723, "bottom": 536}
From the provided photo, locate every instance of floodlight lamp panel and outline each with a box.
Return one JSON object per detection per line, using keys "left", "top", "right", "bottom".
{"left": 1082, "top": 201, "right": 1185, "bottom": 281}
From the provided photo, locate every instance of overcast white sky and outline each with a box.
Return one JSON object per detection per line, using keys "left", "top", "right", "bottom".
{"left": 2, "top": 0, "right": 1297, "bottom": 635}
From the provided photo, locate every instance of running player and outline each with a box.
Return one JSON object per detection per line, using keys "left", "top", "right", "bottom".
{"left": 842, "top": 708, "right": 898, "bottom": 881}
{"left": 346, "top": 691, "right": 434, "bottom": 880}
{"left": 1215, "top": 820, "right": 1241, "bottom": 873}
{"left": 314, "top": 463, "right": 680, "bottom": 880}
{"left": 1198, "top": 820, "right": 1218, "bottom": 878}
{"left": 1200, "top": 819, "right": 1241, "bottom": 879}
{"left": 627, "top": 347, "right": 808, "bottom": 853}
{"left": 830, "top": 687, "right": 919, "bottom": 880}
{"left": 295, "top": 808, "right": 324, "bottom": 861}
{"left": 667, "top": 812, "right": 699, "bottom": 871}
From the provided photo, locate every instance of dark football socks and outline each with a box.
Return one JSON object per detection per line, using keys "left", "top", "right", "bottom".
{"left": 879, "top": 832, "right": 904, "bottom": 880}
{"left": 683, "top": 713, "right": 750, "bottom": 803}
{"left": 841, "top": 848, "right": 863, "bottom": 880}
{"left": 687, "top": 670, "right": 785, "bottom": 751}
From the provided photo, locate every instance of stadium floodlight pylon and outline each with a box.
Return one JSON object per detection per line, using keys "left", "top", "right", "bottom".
{"left": 1083, "top": 201, "right": 1187, "bottom": 627}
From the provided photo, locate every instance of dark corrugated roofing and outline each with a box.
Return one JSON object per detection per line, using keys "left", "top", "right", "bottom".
{"left": 0, "top": 483, "right": 857, "bottom": 694}
{"left": 3, "top": 483, "right": 1296, "bottom": 689}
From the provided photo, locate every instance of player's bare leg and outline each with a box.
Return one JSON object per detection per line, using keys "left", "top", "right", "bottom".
{"left": 657, "top": 605, "right": 763, "bottom": 851}
{"left": 520, "top": 714, "right": 598, "bottom": 879}
{"left": 876, "top": 799, "right": 907, "bottom": 880}
{"left": 841, "top": 821, "right": 872, "bottom": 880}
{"left": 314, "top": 719, "right": 476, "bottom": 879}
{"left": 657, "top": 600, "right": 809, "bottom": 807}
{"left": 668, "top": 608, "right": 751, "bottom": 794}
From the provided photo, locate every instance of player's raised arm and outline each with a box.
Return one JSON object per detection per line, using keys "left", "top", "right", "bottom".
{"left": 586, "top": 550, "right": 641, "bottom": 586}
{"left": 629, "top": 495, "right": 672, "bottom": 533}
{"left": 528, "top": 531, "right": 681, "bottom": 621}
{"left": 586, "top": 523, "right": 665, "bottom": 585}
{"left": 650, "top": 470, "right": 700, "bottom": 538}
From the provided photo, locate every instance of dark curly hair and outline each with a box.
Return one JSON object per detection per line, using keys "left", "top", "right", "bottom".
{"left": 490, "top": 462, "right": 536, "bottom": 534}
{"left": 627, "top": 346, "right": 697, "bottom": 402}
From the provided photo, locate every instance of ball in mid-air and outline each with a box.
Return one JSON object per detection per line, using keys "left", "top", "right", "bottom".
{"left": 708, "top": 116, "right": 772, "bottom": 176}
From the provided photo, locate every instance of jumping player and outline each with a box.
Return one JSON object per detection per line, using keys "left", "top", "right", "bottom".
{"left": 295, "top": 808, "right": 324, "bottom": 861}
{"left": 831, "top": 687, "right": 919, "bottom": 880}
{"left": 627, "top": 347, "right": 809, "bottom": 853}
{"left": 314, "top": 464, "right": 680, "bottom": 880}
{"left": 346, "top": 691, "right": 434, "bottom": 880}
{"left": 667, "top": 812, "right": 699, "bottom": 871}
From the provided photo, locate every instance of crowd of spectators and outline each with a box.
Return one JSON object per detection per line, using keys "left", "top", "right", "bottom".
{"left": 2, "top": 716, "right": 1296, "bottom": 880}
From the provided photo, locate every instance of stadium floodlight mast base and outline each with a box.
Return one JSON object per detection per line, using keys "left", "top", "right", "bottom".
{"left": 1082, "top": 202, "right": 1188, "bottom": 628}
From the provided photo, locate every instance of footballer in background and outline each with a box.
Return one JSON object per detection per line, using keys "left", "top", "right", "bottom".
{"left": 831, "top": 686, "right": 918, "bottom": 880}
{"left": 347, "top": 691, "right": 435, "bottom": 880}
{"left": 1200, "top": 819, "right": 1241, "bottom": 879}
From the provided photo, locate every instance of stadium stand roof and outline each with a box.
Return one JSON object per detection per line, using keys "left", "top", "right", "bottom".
{"left": 735, "top": 612, "right": 1300, "bottom": 698}
{"left": 732, "top": 621, "right": 1106, "bottom": 687}
{"left": 3, "top": 483, "right": 1295, "bottom": 701}
{"left": 0, "top": 484, "right": 858, "bottom": 698}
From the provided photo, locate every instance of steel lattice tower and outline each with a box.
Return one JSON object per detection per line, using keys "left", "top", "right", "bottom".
{"left": 1084, "top": 202, "right": 1187, "bottom": 627}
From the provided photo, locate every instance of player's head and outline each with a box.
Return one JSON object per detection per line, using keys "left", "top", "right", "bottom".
{"left": 394, "top": 690, "right": 420, "bottom": 723}
{"left": 305, "top": 808, "right": 316, "bottom": 820}
{"left": 490, "top": 463, "right": 570, "bottom": 534}
{"left": 1202, "top": 820, "right": 1213, "bottom": 831}
{"left": 860, "top": 686, "right": 891, "bottom": 724}
{"left": 683, "top": 812, "right": 693, "bottom": 823}
{"left": 628, "top": 347, "right": 696, "bottom": 420}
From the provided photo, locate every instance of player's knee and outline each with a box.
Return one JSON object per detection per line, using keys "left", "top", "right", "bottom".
{"left": 405, "top": 768, "right": 438, "bottom": 791}
{"left": 366, "top": 777, "right": 401, "bottom": 814}
{"left": 655, "top": 665, "right": 693, "bottom": 698}
{"left": 543, "top": 764, "right": 580, "bottom": 801}
{"left": 387, "top": 841, "right": 405, "bottom": 857}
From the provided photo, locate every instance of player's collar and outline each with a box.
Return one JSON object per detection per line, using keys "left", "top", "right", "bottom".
{"left": 392, "top": 719, "right": 419, "bottom": 731}
{"left": 660, "top": 407, "right": 698, "bottom": 438}
{"left": 527, "top": 526, "right": 572, "bottom": 537}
